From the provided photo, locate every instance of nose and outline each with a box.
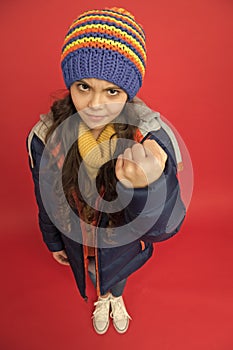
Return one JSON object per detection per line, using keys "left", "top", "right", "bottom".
{"left": 87, "top": 93, "right": 104, "bottom": 110}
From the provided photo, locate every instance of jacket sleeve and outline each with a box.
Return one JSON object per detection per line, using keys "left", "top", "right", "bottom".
{"left": 117, "top": 129, "right": 186, "bottom": 243}
{"left": 26, "top": 133, "right": 64, "bottom": 252}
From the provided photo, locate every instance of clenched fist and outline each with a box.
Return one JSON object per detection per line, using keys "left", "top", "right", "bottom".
{"left": 115, "top": 139, "right": 167, "bottom": 188}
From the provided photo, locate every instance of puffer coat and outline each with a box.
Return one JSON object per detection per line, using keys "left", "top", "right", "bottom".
{"left": 27, "top": 104, "right": 186, "bottom": 299}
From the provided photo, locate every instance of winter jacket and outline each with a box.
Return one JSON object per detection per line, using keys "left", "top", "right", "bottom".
{"left": 26, "top": 102, "right": 186, "bottom": 299}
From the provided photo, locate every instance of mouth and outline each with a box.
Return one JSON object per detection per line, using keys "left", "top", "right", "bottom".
{"left": 85, "top": 114, "right": 107, "bottom": 122}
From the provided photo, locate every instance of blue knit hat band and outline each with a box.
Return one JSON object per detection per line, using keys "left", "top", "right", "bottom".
{"left": 62, "top": 48, "right": 142, "bottom": 100}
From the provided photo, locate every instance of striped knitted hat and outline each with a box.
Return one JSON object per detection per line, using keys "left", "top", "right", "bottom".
{"left": 61, "top": 7, "right": 146, "bottom": 100}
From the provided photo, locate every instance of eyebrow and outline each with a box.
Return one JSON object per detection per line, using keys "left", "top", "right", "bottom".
{"left": 106, "top": 85, "right": 122, "bottom": 90}
{"left": 77, "top": 79, "right": 90, "bottom": 85}
{"left": 78, "top": 79, "right": 122, "bottom": 91}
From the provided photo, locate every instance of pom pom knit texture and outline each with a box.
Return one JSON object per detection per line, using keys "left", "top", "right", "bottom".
{"left": 61, "top": 8, "right": 147, "bottom": 100}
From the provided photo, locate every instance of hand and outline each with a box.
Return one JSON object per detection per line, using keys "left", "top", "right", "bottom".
{"left": 52, "top": 250, "right": 70, "bottom": 266}
{"left": 115, "top": 139, "right": 167, "bottom": 188}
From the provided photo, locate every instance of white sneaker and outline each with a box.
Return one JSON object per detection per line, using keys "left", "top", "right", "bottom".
{"left": 92, "top": 295, "right": 111, "bottom": 334}
{"left": 110, "top": 295, "right": 132, "bottom": 334}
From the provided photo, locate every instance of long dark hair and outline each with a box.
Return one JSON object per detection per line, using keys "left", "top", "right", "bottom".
{"left": 46, "top": 91, "right": 139, "bottom": 226}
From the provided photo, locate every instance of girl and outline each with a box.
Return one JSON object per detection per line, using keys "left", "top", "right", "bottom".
{"left": 27, "top": 7, "right": 186, "bottom": 335}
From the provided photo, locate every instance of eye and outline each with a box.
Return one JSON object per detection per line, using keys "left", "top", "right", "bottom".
{"left": 77, "top": 83, "right": 90, "bottom": 91}
{"left": 108, "top": 89, "right": 119, "bottom": 96}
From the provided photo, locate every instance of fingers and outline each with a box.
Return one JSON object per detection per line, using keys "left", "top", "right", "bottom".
{"left": 123, "top": 147, "right": 133, "bottom": 161}
{"left": 143, "top": 139, "right": 159, "bottom": 156}
{"left": 120, "top": 144, "right": 146, "bottom": 165}
{"left": 115, "top": 154, "right": 123, "bottom": 176}
{"left": 143, "top": 139, "right": 167, "bottom": 165}
{"left": 118, "top": 141, "right": 166, "bottom": 164}
{"left": 115, "top": 155, "right": 134, "bottom": 187}
{"left": 52, "top": 251, "right": 70, "bottom": 266}
{"left": 115, "top": 139, "right": 168, "bottom": 187}
{"left": 116, "top": 141, "right": 167, "bottom": 174}
{"left": 130, "top": 143, "right": 146, "bottom": 161}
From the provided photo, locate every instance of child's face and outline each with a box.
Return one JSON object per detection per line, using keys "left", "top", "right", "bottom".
{"left": 70, "top": 78, "right": 128, "bottom": 132}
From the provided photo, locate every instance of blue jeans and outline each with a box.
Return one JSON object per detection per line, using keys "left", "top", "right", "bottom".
{"left": 88, "top": 257, "right": 127, "bottom": 297}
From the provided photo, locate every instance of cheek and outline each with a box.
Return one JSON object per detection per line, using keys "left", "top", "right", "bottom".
{"left": 70, "top": 91, "right": 87, "bottom": 112}
{"left": 72, "top": 97, "right": 85, "bottom": 112}
{"left": 105, "top": 102, "right": 126, "bottom": 118}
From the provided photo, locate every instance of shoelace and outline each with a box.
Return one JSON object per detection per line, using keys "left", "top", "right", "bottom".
{"left": 110, "top": 298, "right": 132, "bottom": 321}
{"left": 92, "top": 298, "right": 110, "bottom": 320}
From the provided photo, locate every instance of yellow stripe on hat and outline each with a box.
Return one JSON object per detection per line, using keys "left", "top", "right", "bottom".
{"left": 74, "top": 9, "right": 145, "bottom": 40}
{"left": 70, "top": 14, "right": 146, "bottom": 48}
{"left": 62, "top": 37, "right": 145, "bottom": 77}
{"left": 64, "top": 23, "right": 146, "bottom": 63}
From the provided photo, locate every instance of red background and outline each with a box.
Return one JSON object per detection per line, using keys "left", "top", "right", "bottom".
{"left": 1, "top": 0, "right": 232, "bottom": 349}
